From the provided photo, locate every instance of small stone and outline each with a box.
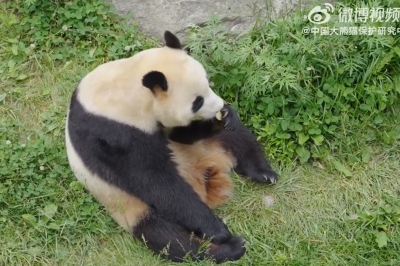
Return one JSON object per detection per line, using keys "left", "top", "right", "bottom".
{"left": 348, "top": 214, "right": 358, "bottom": 220}
{"left": 263, "top": 195, "right": 275, "bottom": 207}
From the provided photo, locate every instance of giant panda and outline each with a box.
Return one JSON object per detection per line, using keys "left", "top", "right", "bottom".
{"left": 65, "top": 30, "right": 278, "bottom": 264}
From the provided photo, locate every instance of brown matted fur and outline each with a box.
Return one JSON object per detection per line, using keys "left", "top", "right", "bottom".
{"left": 168, "top": 138, "right": 236, "bottom": 209}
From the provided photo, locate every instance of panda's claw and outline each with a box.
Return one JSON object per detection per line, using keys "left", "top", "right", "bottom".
{"left": 221, "top": 108, "right": 229, "bottom": 118}
{"left": 219, "top": 104, "right": 240, "bottom": 131}
{"left": 245, "top": 168, "right": 279, "bottom": 184}
{"left": 223, "top": 123, "right": 234, "bottom": 131}
{"left": 263, "top": 174, "right": 277, "bottom": 184}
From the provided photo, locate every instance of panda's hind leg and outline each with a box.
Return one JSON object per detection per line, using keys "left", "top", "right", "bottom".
{"left": 216, "top": 122, "right": 279, "bottom": 185}
{"left": 133, "top": 211, "right": 246, "bottom": 264}
{"left": 201, "top": 104, "right": 278, "bottom": 184}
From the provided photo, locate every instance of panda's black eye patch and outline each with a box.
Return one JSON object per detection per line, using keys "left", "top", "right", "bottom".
{"left": 192, "top": 96, "right": 204, "bottom": 113}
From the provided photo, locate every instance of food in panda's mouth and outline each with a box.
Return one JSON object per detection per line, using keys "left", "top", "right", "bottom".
{"left": 215, "top": 111, "right": 222, "bottom": 121}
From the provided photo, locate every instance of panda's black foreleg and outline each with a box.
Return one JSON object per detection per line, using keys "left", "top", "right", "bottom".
{"left": 167, "top": 119, "right": 221, "bottom": 144}
{"left": 133, "top": 211, "right": 246, "bottom": 263}
{"left": 167, "top": 104, "right": 239, "bottom": 145}
{"left": 215, "top": 106, "right": 279, "bottom": 184}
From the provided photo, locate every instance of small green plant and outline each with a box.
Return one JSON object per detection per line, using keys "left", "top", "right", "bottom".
{"left": 350, "top": 202, "right": 400, "bottom": 248}
{"left": 0, "top": 0, "right": 160, "bottom": 83}
{"left": 0, "top": 112, "right": 117, "bottom": 263}
{"left": 186, "top": 0, "right": 400, "bottom": 164}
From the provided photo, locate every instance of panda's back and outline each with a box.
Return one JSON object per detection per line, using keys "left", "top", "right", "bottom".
{"left": 66, "top": 87, "right": 179, "bottom": 187}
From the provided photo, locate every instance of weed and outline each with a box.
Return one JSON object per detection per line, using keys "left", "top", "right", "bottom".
{"left": 0, "top": 0, "right": 160, "bottom": 84}
{"left": 350, "top": 199, "right": 400, "bottom": 248}
{"left": 0, "top": 115, "right": 119, "bottom": 264}
{"left": 186, "top": 0, "right": 400, "bottom": 164}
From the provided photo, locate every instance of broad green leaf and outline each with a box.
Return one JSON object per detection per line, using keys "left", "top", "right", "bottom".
{"left": 11, "top": 44, "right": 18, "bottom": 55}
{"left": 281, "top": 120, "right": 289, "bottom": 131}
{"left": 312, "top": 135, "right": 324, "bottom": 145}
{"left": 267, "top": 103, "right": 275, "bottom": 115}
{"left": 362, "top": 150, "right": 371, "bottom": 163}
{"left": 8, "top": 60, "right": 16, "bottom": 68}
{"left": 300, "top": 149, "right": 310, "bottom": 164}
{"left": 298, "top": 133, "right": 309, "bottom": 145}
{"left": 375, "top": 231, "right": 388, "bottom": 248}
{"left": 15, "top": 74, "right": 28, "bottom": 81}
{"left": 22, "top": 214, "right": 36, "bottom": 225}
{"left": 296, "top": 146, "right": 310, "bottom": 164}
{"left": 69, "top": 181, "right": 84, "bottom": 191}
{"left": 332, "top": 159, "right": 352, "bottom": 177}
{"left": 47, "top": 223, "right": 61, "bottom": 231}
{"left": 43, "top": 203, "right": 58, "bottom": 219}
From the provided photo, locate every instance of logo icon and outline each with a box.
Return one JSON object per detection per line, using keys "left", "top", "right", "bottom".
{"left": 307, "top": 3, "right": 335, "bottom": 24}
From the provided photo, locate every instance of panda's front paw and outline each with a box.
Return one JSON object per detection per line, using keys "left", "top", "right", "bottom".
{"left": 220, "top": 105, "right": 240, "bottom": 131}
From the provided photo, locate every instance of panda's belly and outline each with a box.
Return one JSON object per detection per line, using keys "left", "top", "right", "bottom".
{"left": 65, "top": 126, "right": 149, "bottom": 233}
{"left": 168, "top": 139, "right": 236, "bottom": 209}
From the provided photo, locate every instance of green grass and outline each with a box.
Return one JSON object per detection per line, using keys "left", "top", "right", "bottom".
{"left": 1, "top": 0, "right": 400, "bottom": 265}
{"left": 1, "top": 50, "right": 400, "bottom": 266}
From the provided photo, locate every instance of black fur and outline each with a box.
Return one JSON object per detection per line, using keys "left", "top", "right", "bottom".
{"left": 191, "top": 96, "right": 204, "bottom": 113}
{"left": 142, "top": 71, "right": 168, "bottom": 93}
{"left": 167, "top": 104, "right": 279, "bottom": 184}
{"left": 164, "top": 31, "right": 182, "bottom": 49}
{"left": 67, "top": 88, "right": 245, "bottom": 262}
{"left": 167, "top": 119, "right": 222, "bottom": 144}
{"left": 167, "top": 104, "right": 237, "bottom": 144}
{"left": 133, "top": 211, "right": 246, "bottom": 263}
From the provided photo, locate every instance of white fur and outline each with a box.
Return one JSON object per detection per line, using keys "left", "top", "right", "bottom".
{"left": 76, "top": 46, "right": 224, "bottom": 132}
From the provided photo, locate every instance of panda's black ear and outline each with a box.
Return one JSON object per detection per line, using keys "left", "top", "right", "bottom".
{"left": 164, "top": 31, "right": 182, "bottom": 49}
{"left": 142, "top": 71, "right": 168, "bottom": 94}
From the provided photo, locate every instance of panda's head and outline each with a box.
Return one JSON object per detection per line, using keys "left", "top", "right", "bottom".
{"left": 141, "top": 31, "right": 224, "bottom": 128}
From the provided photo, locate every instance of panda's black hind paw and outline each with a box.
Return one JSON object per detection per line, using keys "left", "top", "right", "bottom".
{"left": 247, "top": 168, "right": 279, "bottom": 185}
{"left": 262, "top": 169, "right": 279, "bottom": 184}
